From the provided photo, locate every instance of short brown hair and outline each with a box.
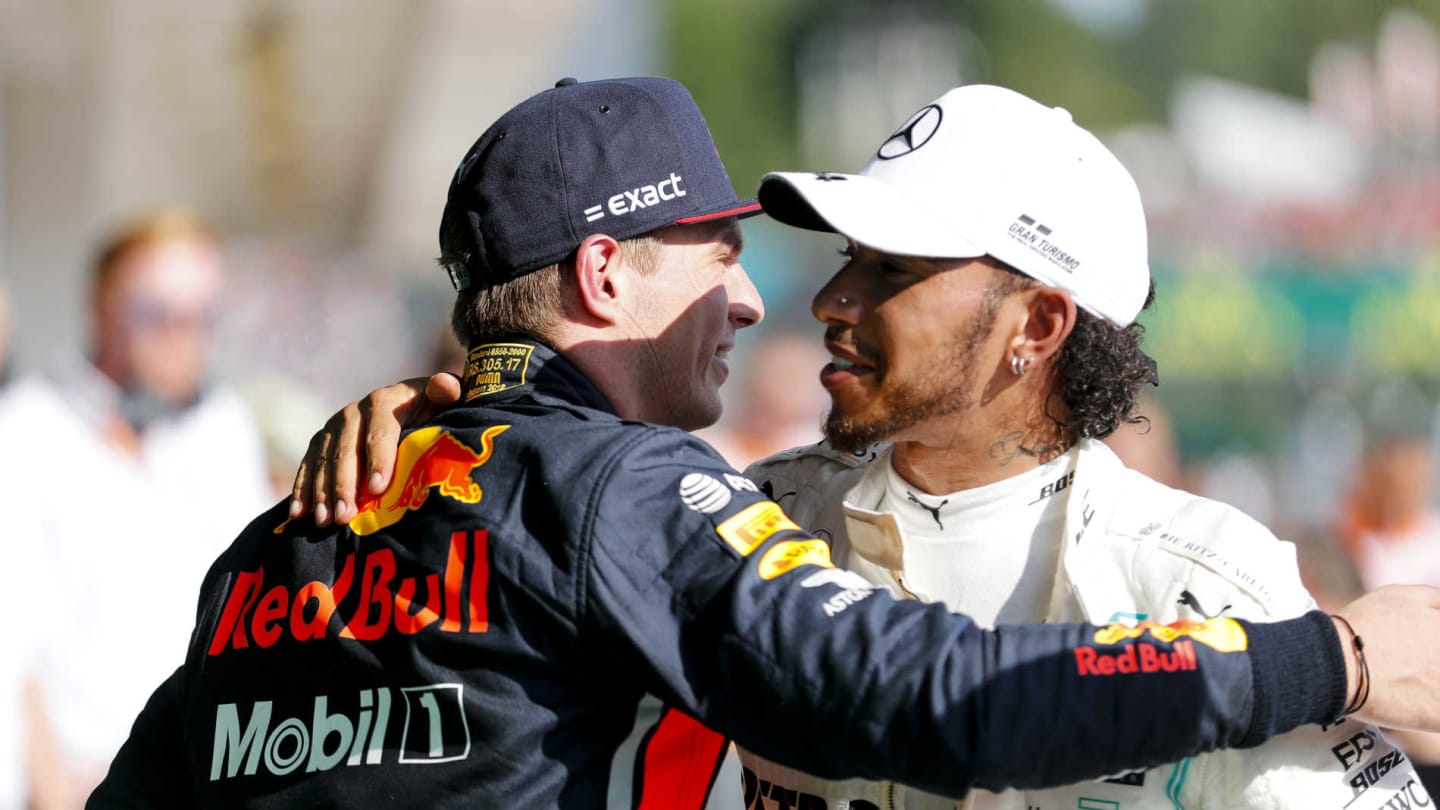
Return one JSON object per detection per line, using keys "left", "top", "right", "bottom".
{"left": 445, "top": 233, "right": 661, "bottom": 347}
{"left": 93, "top": 209, "right": 219, "bottom": 297}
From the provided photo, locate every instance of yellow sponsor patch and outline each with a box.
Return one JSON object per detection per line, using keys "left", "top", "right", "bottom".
{"left": 715, "top": 501, "right": 800, "bottom": 557}
{"left": 464, "top": 342, "right": 535, "bottom": 399}
{"left": 757, "top": 539, "right": 833, "bottom": 580}
{"left": 1093, "top": 617, "right": 1248, "bottom": 653}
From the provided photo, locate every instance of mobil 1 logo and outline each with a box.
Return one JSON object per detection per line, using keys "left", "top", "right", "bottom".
{"left": 398, "top": 684, "right": 471, "bottom": 764}
{"left": 211, "top": 683, "right": 472, "bottom": 780}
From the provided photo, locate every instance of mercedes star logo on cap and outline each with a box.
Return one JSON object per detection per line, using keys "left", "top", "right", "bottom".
{"left": 876, "top": 104, "right": 943, "bottom": 160}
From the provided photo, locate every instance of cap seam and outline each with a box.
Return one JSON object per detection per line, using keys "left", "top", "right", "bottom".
{"left": 552, "top": 90, "right": 578, "bottom": 249}
{"left": 639, "top": 81, "right": 703, "bottom": 221}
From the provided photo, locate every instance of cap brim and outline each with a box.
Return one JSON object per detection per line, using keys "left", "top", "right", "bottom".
{"left": 674, "top": 199, "right": 763, "bottom": 225}
{"left": 757, "top": 172, "right": 985, "bottom": 259}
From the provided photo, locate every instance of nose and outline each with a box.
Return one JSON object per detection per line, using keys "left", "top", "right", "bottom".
{"left": 726, "top": 263, "right": 764, "bottom": 329}
{"left": 811, "top": 268, "right": 862, "bottom": 325}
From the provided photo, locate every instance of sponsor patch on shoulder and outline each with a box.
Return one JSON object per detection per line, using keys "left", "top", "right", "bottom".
{"left": 716, "top": 501, "right": 800, "bottom": 557}
{"left": 757, "top": 539, "right": 832, "bottom": 580}
{"left": 1093, "top": 616, "right": 1248, "bottom": 653}
{"left": 680, "top": 473, "right": 732, "bottom": 514}
{"left": 799, "top": 568, "right": 876, "bottom": 617}
{"left": 463, "top": 342, "right": 535, "bottom": 399}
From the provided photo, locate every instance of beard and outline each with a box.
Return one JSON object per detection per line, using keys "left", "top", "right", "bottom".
{"left": 824, "top": 305, "right": 999, "bottom": 453}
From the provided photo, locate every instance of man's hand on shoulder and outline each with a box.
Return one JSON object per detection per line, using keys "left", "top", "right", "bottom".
{"left": 289, "top": 373, "right": 462, "bottom": 526}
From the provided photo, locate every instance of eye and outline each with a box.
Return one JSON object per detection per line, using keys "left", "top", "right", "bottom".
{"left": 836, "top": 245, "right": 856, "bottom": 260}
{"left": 879, "top": 260, "right": 913, "bottom": 277}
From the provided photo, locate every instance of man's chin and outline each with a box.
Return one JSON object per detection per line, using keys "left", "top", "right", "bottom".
{"left": 676, "top": 398, "right": 724, "bottom": 434}
{"left": 823, "top": 412, "right": 893, "bottom": 455}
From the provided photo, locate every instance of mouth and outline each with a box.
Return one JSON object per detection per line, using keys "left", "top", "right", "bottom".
{"left": 825, "top": 338, "right": 874, "bottom": 369}
{"left": 710, "top": 342, "right": 734, "bottom": 381}
{"left": 820, "top": 340, "right": 877, "bottom": 387}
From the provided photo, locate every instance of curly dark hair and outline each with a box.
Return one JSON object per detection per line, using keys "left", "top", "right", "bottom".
{"left": 987, "top": 265, "right": 1156, "bottom": 450}
{"left": 1048, "top": 280, "right": 1157, "bottom": 442}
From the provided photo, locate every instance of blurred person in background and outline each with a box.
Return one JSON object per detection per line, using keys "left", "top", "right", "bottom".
{"left": 1335, "top": 386, "right": 1440, "bottom": 795}
{"left": 236, "top": 374, "right": 332, "bottom": 499}
{"left": 428, "top": 317, "right": 467, "bottom": 378}
{"left": 1102, "top": 391, "right": 1183, "bottom": 489}
{"left": 0, "top": 311, "right": 38, "bottom": 810}
{"left": 698, "top": 330, "right": 829, "bottom": 468}
{"left": 0, "top": 281, "right": 12, "bottom": 388}
{"left": 1338, "top": 422, "right": 1440, "bottom": 591}
{"left": 1293, "top": 526, "right": 1366, "bottom": 615}
{"left": 0, "top": 210, "right": 272, "bottom": 808}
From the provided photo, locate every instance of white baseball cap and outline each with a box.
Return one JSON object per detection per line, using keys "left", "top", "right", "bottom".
{"left": 758, "top": 84, "right": 1151, "bottom": 327}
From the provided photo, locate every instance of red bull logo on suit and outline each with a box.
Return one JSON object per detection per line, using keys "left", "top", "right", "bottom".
{"left": 349, "top": 426, "right": 510, "bottom": 536}
{"left": 208, "top": 529, "right": 491, "bottom": 654}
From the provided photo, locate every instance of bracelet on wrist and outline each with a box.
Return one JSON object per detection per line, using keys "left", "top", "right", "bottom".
{"left": 1331, "top": 613, "right": 1370, "bottom": 722}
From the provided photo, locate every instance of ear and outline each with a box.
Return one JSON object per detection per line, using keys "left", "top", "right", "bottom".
{"left": 571, "top": 234, "right": 627, "bottom": 325}
{"left": 1011, "top": 286, "right": 1078, "bottom": 367}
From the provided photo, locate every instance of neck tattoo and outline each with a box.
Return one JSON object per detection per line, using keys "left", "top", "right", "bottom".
{"left": 989, "top": 429, "right": 1070, "bottom": 466}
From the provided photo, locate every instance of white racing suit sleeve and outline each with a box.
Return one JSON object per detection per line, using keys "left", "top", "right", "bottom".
{"left": 1184, "top": 719, "right": 1432, "bottom": 810}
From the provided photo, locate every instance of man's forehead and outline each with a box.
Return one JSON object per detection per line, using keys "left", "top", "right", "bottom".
{"left": 847, "top": 241, "right": 957, "bottom": 271}
{"left": 709, "top": 218, "right": 744, "bottom": 251}
{"left": 665, "top": 217, "right": 744, "bottom": 252}
{"left": 848, "top": 240, "right": 1033, "bottom": 277}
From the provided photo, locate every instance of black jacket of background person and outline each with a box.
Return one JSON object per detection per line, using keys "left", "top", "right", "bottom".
{"left": 91, "top": 337, "right": 1347, "bottom": 809}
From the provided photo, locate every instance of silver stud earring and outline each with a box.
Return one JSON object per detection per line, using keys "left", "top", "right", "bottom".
{"left": 1010, "top": 353, "right": 1033, "bottom": 376}
{"left": 838, "top": 296, "right": 852, "bottom": 306}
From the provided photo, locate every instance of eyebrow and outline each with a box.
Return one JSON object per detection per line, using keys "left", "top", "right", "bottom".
{"left": 716, "top": 221, "right": 744, "bottom": 255}
{"left": 849, "top": 240, "right": 945, "bottom": 273}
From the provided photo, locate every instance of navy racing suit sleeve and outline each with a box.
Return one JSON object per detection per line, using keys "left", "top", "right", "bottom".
{"left": 581, "top": 428, "right": 1348, "bottom": 796}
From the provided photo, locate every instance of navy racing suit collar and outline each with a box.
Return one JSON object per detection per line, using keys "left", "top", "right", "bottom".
{"left": 461, "top": 336, "right": 617, "bottom": 414}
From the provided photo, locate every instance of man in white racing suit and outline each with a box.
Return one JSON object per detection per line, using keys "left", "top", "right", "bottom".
{"left": 743, "top": 439, "right": 1426, "bottom": 809}
{"left": 736, "top": 84, "right": 1431, "bottom": 809}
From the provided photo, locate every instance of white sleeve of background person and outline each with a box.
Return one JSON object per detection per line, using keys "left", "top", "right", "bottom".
{"left": 0, "top": 385, "right": 41, "bottom": 810}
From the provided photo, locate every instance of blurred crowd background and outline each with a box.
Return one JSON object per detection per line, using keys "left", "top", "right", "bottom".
{"left": 2, "top": 0, "right": 1440, "bottom": 806}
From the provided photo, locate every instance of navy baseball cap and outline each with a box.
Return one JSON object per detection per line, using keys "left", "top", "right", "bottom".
{"left": 440, "top": 76, "right": 761, "bottom": 290}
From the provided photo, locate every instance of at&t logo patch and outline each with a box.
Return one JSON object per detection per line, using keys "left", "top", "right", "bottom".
{"left": 679, "top": 473, "right": 731, "bottom": 514}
